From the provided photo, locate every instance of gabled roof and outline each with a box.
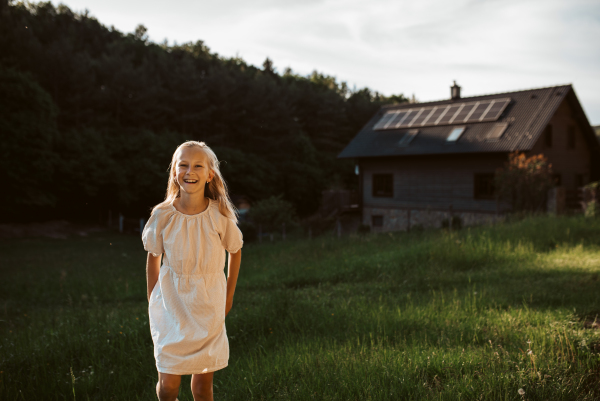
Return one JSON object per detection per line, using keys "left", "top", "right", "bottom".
{"left": 338, "top": 84, "right": 590, "bottom": 159}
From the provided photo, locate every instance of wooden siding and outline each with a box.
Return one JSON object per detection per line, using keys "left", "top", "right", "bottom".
{"left": 361, "top": 153, "right": 507, "bottom": 213}
{"left": 528, "top": 99, "right": 592, "bottom": 189}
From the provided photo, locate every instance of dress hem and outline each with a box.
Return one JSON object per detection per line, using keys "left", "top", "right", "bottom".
{"left": 156, "top": 362, "right": 228, "bottom": 375}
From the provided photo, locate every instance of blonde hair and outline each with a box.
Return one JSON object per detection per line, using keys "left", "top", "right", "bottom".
{"left": 152, "top": 141, "right": 238, "bottom": 222}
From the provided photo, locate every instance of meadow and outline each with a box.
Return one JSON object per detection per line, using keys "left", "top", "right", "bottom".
{"left": 1, "top": 215, "right": 599, "bottom": 400}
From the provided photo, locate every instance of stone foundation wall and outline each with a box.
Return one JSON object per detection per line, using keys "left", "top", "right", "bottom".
{"left": 364, "top": 207, "right": 504, "bottom": 232}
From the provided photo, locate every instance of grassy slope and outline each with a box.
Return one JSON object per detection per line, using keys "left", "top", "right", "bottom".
{"left": 1, "top": 216, "right": 599, "bottom": 400}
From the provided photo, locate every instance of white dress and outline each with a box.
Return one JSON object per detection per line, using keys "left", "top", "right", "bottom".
{"left": 142, "top": 198, "right": 243, "bottom": 375}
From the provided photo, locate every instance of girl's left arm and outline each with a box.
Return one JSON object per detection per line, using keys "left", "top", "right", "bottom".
{"left": 225, "top": 249, "right": 242, "bottom": 316}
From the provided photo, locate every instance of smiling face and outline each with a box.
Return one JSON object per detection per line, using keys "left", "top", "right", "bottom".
{"left": 173, "top": 147, "right": 215, "bottom": 196}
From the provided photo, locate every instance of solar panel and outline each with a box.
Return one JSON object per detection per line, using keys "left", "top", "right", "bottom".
{"left": 420, "top": 107, "right": 441, "bottom": 125}
{"left": 486, "top": 122, "right": 508, "bottom": 141}
{"left": 408, "top": 108, "right": 429, "bottom": 126}
{"left": 387, "top": 110, "right": 408, "bottom": 128}
{"left": 372, "top": 98, "right": 511, "bottom": 131}
{"left": 451, "top": 103, "right": 476, "bottom": 123}
{"left": 480, "top": 98, "right": 510, "bottom": 121}
{"left": 437, "top": 104, "right": 462, "bottom": 125}
{"left": 373, "top": 111, "right": 395, "bottom": 130}
{"left": 398, "top": 129, "right": 418, "bottom": 146}
{"left": 466, "top": 101, "right": 491, "bottom": 121}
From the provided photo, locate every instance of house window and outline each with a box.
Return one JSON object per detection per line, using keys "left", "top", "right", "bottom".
{"left": 567, "top": 125, "right": 576, "bottom": 149}
{"left": 372, "top": 174, "right": 393, "bottom": 197}
{"left": 372, "top": 215, "right": 383, "bottom": 228}
{"left": 446, "top": 127, "right": 465, "bottom": 142}
{"left": 474, "top": 173, "right": 495, "bottom": 199}
{"left": 544, "top": 125, "right": 553, "bottom": 148}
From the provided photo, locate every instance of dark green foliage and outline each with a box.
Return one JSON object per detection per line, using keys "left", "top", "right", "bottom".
{"left": 247, "top": 195, "right": 297, "bottom": 232}
{"left": 0, "top": 65, "right": 59, "bottom": 208}
{"left": 237, "top": 220, "right": 258, "bottom": 242}
{"left": 0, "top": 2, "right": 406, "bottom": 222}
{"left": 582, "top": 182, "right": 599, "bottom": 218}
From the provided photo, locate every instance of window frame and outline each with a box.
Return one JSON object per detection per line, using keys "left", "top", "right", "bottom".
{"left": 473, "top": 173, "right": 495, "bottom": 200}
{"left": 446, "top": 126, "right": 466, "bottom": 142}
{"left": 372, "top": 173, "right": 394, "bottom": 198}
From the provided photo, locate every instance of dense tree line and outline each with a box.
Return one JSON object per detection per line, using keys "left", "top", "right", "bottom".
{"left": 0, "top": 1, "right": 407, "bottom": 223}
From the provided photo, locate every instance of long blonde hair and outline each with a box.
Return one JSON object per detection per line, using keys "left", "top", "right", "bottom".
{"left": 152, "top": 141, "right": 238, "bottom": 222}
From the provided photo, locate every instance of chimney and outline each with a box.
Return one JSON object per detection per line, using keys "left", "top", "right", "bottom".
{"left": 451, "top": 81, "right": 461, "bottom": 100}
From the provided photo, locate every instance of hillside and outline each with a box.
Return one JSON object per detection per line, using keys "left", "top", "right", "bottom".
{"left": 0, "top": 1, "right": 406, "bottom": 222}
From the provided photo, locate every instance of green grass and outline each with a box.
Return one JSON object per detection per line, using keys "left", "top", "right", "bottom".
{"left": 1, "top": 215, "right": 600, "bottom": 400}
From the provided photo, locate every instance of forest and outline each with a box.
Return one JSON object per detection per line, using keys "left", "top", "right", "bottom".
{"left": 0, "top": 1, "right": 407, "bottom": 223}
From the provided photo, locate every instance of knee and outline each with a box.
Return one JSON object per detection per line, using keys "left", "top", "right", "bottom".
{"left": 157, "top": 379, "right": 180, "bottom": 400}
{"left": 191, "top": 381, "right": 213, "bottom": 401}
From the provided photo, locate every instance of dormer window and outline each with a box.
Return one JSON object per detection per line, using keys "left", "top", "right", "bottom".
{"left": 447, "top": 127, "right": 465, "bottom": 142}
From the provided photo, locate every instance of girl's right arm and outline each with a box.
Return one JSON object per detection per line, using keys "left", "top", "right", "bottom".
{"left": 146, "top": 253, "right": 162, "bottom": 301}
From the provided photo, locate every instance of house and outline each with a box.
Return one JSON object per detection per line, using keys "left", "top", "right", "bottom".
{"left": 338, "top": 83, "right": 600, "bottom": 232}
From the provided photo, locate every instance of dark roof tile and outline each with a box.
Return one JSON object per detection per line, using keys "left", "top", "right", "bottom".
{"left": 339, "top": 84, "right": 572, "bottom": 158}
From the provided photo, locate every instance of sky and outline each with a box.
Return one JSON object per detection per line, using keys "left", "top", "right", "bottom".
{"left": 51, "top": 0, "right": 600, "bottom": 125}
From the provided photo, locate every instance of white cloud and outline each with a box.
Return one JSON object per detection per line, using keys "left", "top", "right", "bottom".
{"left": 51, "top": 0, "right": 600, "bottom": 123}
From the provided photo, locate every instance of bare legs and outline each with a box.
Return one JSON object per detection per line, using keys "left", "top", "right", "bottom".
{"left": 156, "top": 373, "right": 181, "bottom": 401}
{"left": 156, "top": 371, "right": 214, "bottom": 401}
{"left": 191, "top": 372, "right": 214, "bottom": 401}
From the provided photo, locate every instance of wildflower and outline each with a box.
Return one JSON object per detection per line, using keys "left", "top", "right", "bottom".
{"left": 518, "top": 388, "right": 525, "bottom": 396}
{"left": 527, "top": 350, "right": 533, "bottom": 355}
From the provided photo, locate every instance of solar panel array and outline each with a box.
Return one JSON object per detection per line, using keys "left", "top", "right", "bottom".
{"left": 373, "top": 98, "right": 511, "bottom": 131}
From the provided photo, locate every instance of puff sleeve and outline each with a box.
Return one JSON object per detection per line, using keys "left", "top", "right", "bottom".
{"left": 142, "top": 208, "right": 167, "bottom": 257}
{"left": 222, "top": 217, "right": 244, "bottom": 254}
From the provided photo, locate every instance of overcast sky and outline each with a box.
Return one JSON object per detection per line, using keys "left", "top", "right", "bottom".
{"left": 51, "top": 0, "right": 600, "bottom": 124}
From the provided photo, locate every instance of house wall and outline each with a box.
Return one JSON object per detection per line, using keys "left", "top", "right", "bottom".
{"left": 528, "top": 99, "right": 592, "bottom": 189}
{"left": 360, "top": 154, "right": 507, "bottom": 231}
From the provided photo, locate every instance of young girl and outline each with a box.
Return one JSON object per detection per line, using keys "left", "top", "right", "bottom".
{"left": 142, "top": 141, "right": 243, "bottom": 401}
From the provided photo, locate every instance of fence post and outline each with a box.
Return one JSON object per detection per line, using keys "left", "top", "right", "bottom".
{"left": 119, "top": 213, "right": 124, "bottom": 233}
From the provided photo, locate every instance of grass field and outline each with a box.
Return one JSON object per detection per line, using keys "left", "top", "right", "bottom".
{"left": 1, "top": 215, "right": 600, "bottom": 400}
